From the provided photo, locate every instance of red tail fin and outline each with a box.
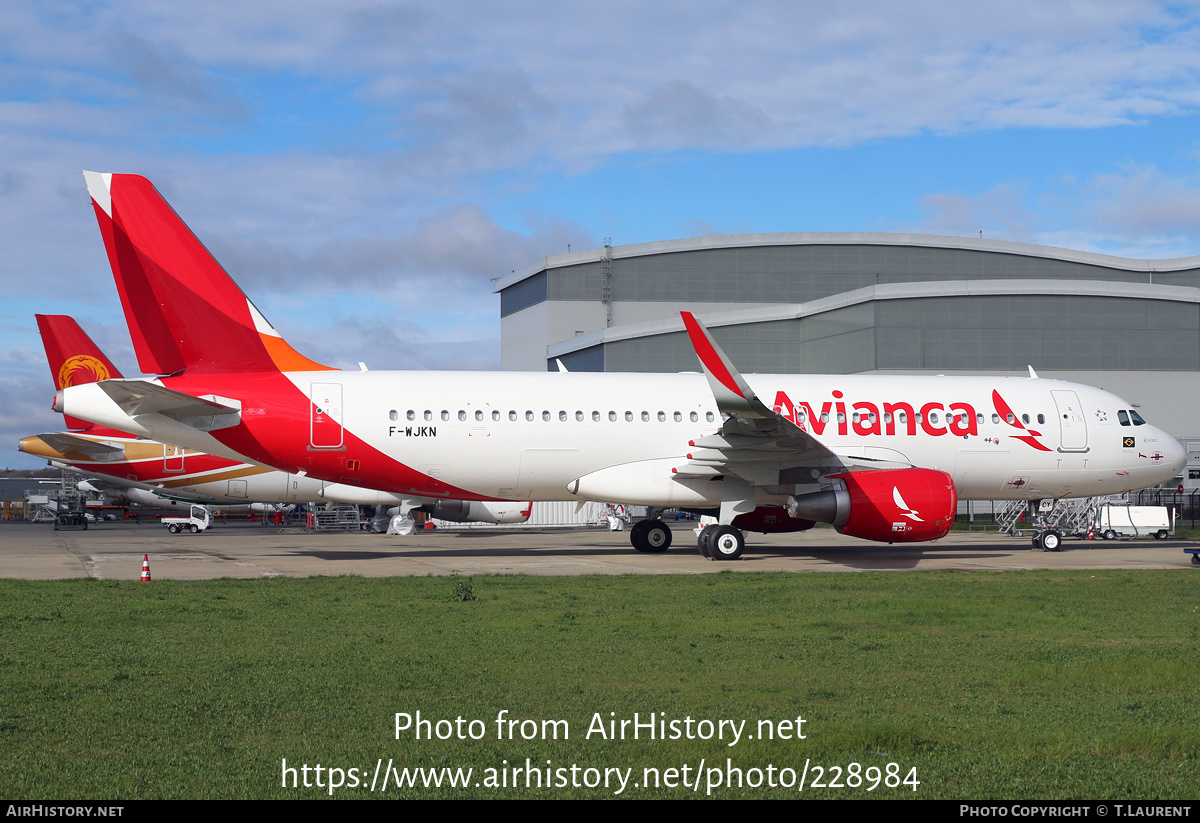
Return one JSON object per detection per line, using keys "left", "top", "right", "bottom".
{"left": 83, "top": 171, "right": 331, "bottom": 375}
{"left": 35, "top": 314, "right": 124, "bottom": 430}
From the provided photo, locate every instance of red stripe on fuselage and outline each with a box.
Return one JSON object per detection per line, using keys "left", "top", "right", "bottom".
{"left": 163, "top": 370, "right": 492, "bottom": 501}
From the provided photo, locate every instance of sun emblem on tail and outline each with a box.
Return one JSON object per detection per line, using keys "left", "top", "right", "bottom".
{"left": 57, "top": 355, "right": 110, "bottom": 389}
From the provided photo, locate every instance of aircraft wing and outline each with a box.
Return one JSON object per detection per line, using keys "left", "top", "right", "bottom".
{"left": 676, "top": 312, "right": 838, "bottom": 483}
{"left": 93, "top": 379, "right": 242, "bottom": 431}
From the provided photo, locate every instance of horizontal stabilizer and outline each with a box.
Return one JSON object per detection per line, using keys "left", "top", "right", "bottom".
{"left": 94, "top": 379, "right": 242, "bottom": 431}
{"left": 20, "top": 433, "right": 125, "bottom": 463}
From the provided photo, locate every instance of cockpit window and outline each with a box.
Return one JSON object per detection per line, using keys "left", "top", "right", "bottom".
{"left": 1130, "top": 410, "right": 1146, "bottom": 426}
{"left": 1118, "top": 410, "right": 1130, "bottom": 427}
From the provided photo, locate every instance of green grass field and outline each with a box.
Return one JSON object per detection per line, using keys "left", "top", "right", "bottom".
{"left": 1, "top": 571, "right": 1197, "bottom": 799}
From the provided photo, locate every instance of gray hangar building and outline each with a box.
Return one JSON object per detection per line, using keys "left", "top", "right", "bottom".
{"left": 493, "top": 232, "right": 1200, "bottom": 489}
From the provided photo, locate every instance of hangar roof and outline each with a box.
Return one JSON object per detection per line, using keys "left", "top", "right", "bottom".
{"left": 493, "top": 231, "right": 1200, "bottom": 294}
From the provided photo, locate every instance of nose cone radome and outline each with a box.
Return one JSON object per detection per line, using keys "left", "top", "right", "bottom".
{"left": 1164, "top": 432, "right": 1187, "bottom": 478}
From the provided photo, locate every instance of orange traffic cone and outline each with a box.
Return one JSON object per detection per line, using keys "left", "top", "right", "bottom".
{"left": 140, "top": 554, "right": 151, "bottom": 582}
{"left": 1086, "top": 523, "right": 1095, "bottom": 540}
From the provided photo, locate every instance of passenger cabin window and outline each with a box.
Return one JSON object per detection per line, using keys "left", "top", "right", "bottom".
{"left": 389, "top": 410, "right": 398, "bottom": 421}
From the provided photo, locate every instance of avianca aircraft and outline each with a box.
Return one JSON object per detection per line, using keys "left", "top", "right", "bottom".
{"left": 54, "top": 172, "right": 1186, "bottom": 558}
{"left": 25, "top": 314, "right": 530, "bottom": 526}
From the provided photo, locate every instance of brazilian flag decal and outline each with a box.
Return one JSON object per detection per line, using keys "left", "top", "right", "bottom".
{"left": 1122, "top": 436, "right": 1135, "bottom": 448}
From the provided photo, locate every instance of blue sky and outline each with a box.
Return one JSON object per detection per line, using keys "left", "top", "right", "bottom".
{"left": 5, "top": 0, "right": 1200, "bottom": 467}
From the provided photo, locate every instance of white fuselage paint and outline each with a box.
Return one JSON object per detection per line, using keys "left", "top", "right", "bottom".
{"left": 284, "top": 370, "right": 1184, "bottom": 504}
{"left": 57, "top": 370, "right": 1185, "bottom": 505}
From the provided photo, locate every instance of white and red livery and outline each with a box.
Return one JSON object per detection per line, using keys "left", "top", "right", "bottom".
{"left": 53, "top": 172, "right": 1186, "bottom": 559}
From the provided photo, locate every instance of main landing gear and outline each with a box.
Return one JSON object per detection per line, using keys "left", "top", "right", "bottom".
{"left": 628, "top": 516, "right": 746, "bottom": 560}
{"left": 629, "top": 519, "right": 672, "bottom": 553}
{"left": 696, "top": 524, "right": 745, "bottom": 560}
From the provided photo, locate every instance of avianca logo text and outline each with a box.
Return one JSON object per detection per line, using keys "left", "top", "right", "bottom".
{"left": 772, "top": 390, "right": 979, "bottom": 437}
{"left": 771, "top": 389, "right": 1053, "bottom": 452}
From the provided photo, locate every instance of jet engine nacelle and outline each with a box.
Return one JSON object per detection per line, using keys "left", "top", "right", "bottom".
{"left": 786, "top": 467, "right": 957, "bottom": 544}
{"left": 834, "top": 467, "right": 957, "bottom": 543}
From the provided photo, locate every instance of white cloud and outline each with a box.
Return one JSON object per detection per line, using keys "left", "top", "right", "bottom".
{"left": 913, "top": 165, "right": 1200, "bottom": 259}
{"left": 916, "top": 184, "right": 1037, "bottom": 241}
{"left": 1091, "top": 164, "right": 1200, "bottom": 238}
{"left": 6, "top": 0, "right": 1200, "bottom": 394}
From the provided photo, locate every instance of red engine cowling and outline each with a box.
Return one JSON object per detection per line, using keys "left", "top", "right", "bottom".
{"left": 731, "top": 507, "right": 816, "bottom": 534}
{"left": 833, "top": 468, "right": 957, "bottom": 543}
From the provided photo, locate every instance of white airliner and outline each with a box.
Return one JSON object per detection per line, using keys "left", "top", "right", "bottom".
{"left": 53, "top": 172, "right": 1186, "bottom": 558}
{"left": 25, "top": 314, "right": 530, "bottom": 527}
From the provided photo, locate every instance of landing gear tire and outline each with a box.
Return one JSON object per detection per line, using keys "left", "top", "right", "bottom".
{"left": 708, "top": 526, "right": 745, "bottom": 561}
{"left": 631, "top": 519, "right": 672, "bottom": 553}
{"left": 1039, "top": 530, "right": 1063, "bottom": 552}
{"left": 1103, "top": 529, "right": 1117, "bottom": 540}
{"left": 697, "top": 525, "right": 717, "bottom": 558}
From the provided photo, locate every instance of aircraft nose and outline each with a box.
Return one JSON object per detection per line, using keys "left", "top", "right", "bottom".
{"left": 1165, "top": 432, "right": 1187, "bottom": 475}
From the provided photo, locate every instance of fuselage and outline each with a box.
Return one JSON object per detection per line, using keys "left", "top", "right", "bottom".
{"left": 57, "top": 369, "right": 1186, "bottom": 507}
